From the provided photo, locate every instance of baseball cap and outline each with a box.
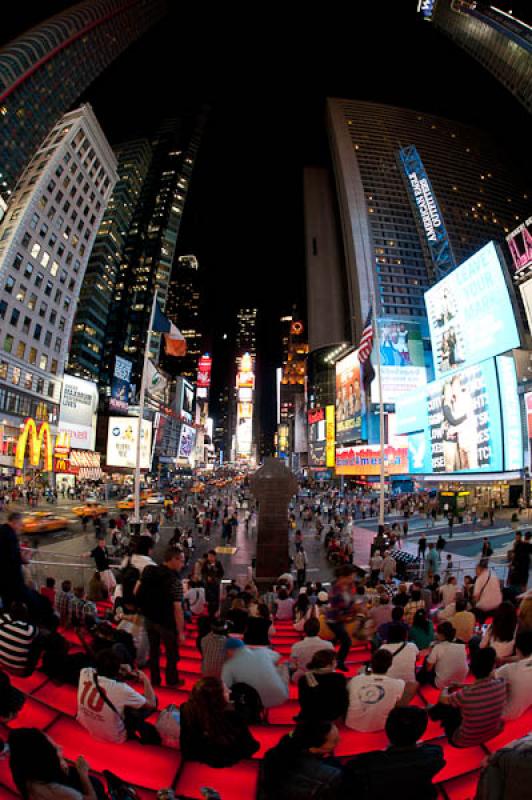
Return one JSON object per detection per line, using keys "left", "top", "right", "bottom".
{"left": 225, "top": 637, "right": 245, "bottom": 650}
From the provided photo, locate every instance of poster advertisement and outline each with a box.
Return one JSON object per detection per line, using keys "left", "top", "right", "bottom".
{"left": 308, "top": 408, "right": 326, "bottom": 466}
{"left": 519, "top": 280, "right": 532, "bottom": 333}
{"left": 496, "top": 355, "right": 523, "bottom": 471}
{"left": 197, "top": 355, "right": 213, "bottom": 389}
{"left": 110, "top": 356, "right": 132, "bottom": 413}
{"left": 507, "top": 216, "right": 532, "bottom": 274}
{"left": 335, "top": 444, "right": 409, "bottom": 476}
{"left": 58, "top": 375, "right": 98, "bottom": 451}
{"left": 424, "top": 241, "right": 520, "bottom": 379}
{"left": 371, "top": 319, "right": 427, "bottom": 403}
{"left": 294, "top": 395, "right": 308, "bottom": 454}
{"left": 106, "top": 417, "right": 152, "bottom": 469}
{"left": 325, "top": 405, "right": 335, "bottom": 468}
{"left": 178, "top": 423, "right": 196, "bottom": 459}
{"left": 335, "top": 350, "right": 362, "bottom": 444}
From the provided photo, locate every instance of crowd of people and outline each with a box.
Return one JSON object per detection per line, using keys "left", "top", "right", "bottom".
{"left": 0, "top": 480, "right": 531, "bottom": 799}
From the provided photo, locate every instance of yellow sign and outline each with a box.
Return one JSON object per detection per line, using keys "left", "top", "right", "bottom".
{"left": 15, "top": 418, "right": 53, "bottom": 472}
{"left": 326, "top": 405, "right": 335, "bottom": 468}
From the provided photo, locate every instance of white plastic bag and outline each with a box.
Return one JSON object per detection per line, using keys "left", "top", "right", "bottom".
{"left": 156, "top": 704, "right": 181, "bottom": 748}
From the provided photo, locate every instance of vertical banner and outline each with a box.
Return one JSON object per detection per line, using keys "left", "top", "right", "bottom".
{"left": 496, "top": 355, "right": 523, "bottom": 471}
{"left": 326, "top": 405, "right": 335, "bottom": 468}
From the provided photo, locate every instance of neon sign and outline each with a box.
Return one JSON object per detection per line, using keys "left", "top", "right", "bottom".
{"left": 15, "top": 418, "right": 53, "bottom": 472}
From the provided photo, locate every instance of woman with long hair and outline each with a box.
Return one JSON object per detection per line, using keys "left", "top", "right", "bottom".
{"left": 180, "top": 677, "right": 259, "bottom": 767}
{"left": 480, "top": 600, "right": 517, "bottom": 660}
{"left": 9, "top": 728, "right": 105, "bottom": 800}
{"left": 298, "top": 649, "right": 348, "bottom": 723}
{"left": 409, "top": 608, "right": 434, "bottom": 651}
{"left": 244, "top": 602, "right": 273, "bottom": 646}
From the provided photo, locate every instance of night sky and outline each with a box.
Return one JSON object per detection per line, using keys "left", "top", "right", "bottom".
{"left": 2, "top": 1, "right": 532, "bottom": 446}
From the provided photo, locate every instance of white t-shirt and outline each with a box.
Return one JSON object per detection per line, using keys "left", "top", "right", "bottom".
{"left": 290, "top": 636, "right": 334, "bottom": 672}
{"left": 427, "top": 640, "right": 469, "bottom": 689}
{"left": 77, "top": 668, "right": 146, "bottom": 743}
{"left": 496, "top": 656, "right": 532, "bottom": 720}
{"left": 380, "top": 642, "right": 418, "bottom": 683}
{"left": 440, "top": 584, "right": 458, "bottom": 607}
{"left": 221, "top": 647, "right": 288, "bottom": 708}
{"left": 473, "top": 571, "right": 502, "bottom": 611}
{"left": 185, "top": 586, "right": 206, "bottom": 615}
{"left": 346, "top": 673, "right": 405, "bottom": 732}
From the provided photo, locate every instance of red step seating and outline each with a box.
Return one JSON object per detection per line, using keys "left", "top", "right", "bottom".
{"left": 175, "top": 760, "right": 259, "bottom": 799}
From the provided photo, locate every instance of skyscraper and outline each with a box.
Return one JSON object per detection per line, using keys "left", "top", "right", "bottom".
{"left": 0, "top": 104, "right": 116, "bottom": 430}
{"left": 68, "top": 138, "right": 152, "bottom": 383}
{"left": 164, "top": 254, "right": 202, "bottom": 381}
{"left": 431, "top": 1, "right": 532, "bottom": 114}
{"left": 325, "top": 98, "right": 530, "bottom": 338}
{"left": 105, "top": 111, "right": 206, "bottom": 387}
{"left": 0, "top": 0, "right": 165, "bottom": 200}
{"left": 236, "top": 307, "right": 258, "bottom": 363}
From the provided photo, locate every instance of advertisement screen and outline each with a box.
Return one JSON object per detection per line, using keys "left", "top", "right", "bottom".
{"left": 335, "top": 351, "right": 362, "bottom": 444}
{"left": 294, "top": 395, "right": 307, "bottom": 454}
{"left": 336, "top": 444, "right": 409, "bottom": 476}
{"left": 178, "top": 424, "right": 196, "bottom": 459}
{"left": 507, "top": 216, "right": 532, "bottom": 274}
{"left": 325, "top": 405, "right": 335, "bottom": 467}
{"left": 110, "top": 356, "right": 132, "bottom": 413}
{"left": 237, "top": 417, "right": 253, "bottom": 457}
{"left": 197, "top": 355, "right": 212, "bottom": 389}
{"left": 58, "top": 375, "right": 98, "bottom": 451}
{"left": 371, "top": 319, "right": 427, "bottom": 403}
{"left": 106, "top": 417, "right": 152, "bottom": 470}
{"left": 425, "top": 241, "right": 520, "bottom": 379}
{"left": 396, "top": 359, "right": 504, "bottom": 475}
{"left": 496, "top": 355, "right": 523, "bottom": 471}
{"left": 308, "top": 408, "right": 325, "bottom": 466}
{"left": 519, "top": 280, "right": 532, "bottom": 333}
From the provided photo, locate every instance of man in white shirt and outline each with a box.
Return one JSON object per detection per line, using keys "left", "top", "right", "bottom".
{"left": 425, "top": 621, "right": 469, "bottom": 689}
{"left": 346, "top": 649, "right": 415, "bottom": 732}
{"left": 473, "top": 562, "right": 502, "bottom": 617}
{"left": 496, "top": 630, "right": 532, "bottom": 720}
{"left": 379, "top": 625, "right": 419, "bottom": 683}
{"left": 222, "top": 637, "right": 288, "bottom": 708}
{"left": 440, "top": 577, "right": 458, "bottom": 608}
{"left": 184, "top": 583, "right": 206, "bottom": 615}
{"left": 290, "top": 617, "right": 333, "bottom": 681}
{"left": 77, "top": 649, "right": 158, "bottom": 744}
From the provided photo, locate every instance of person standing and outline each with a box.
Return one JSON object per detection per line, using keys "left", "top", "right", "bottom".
{"left": 202, "top": 549, "right": 225, "bottom": 616}
{"left": 447, "top": 513, "right": 454, "bottom": 538}
{"left": 294, "top": 545, "right": 307, "bottom": 588}
{"left": 136, "top": 546, "right": 186, "bottom": 688}
{"left": 0, "top": 513, "right": 26, "bottom": 609}
{"left": 481, "top": 537, "right": 493, "bottom": 560}
{"left": 418, "top": 534, "right": 427, "bottom": 562}
{"left": 88, "top": 537, "right": 116, "bottom": 595}
{"left": 424, "top": 543, "right": 439, "bottom": 579}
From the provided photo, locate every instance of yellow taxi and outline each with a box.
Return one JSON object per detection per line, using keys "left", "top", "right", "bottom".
{"left": 22, "top": 512, "right": 69, "bottom": 534}
{"left": 72, "top": 501, "right": 109, "bottom": 518}
{"left": 116, "top": 494, "right": 146, "bottom": 510}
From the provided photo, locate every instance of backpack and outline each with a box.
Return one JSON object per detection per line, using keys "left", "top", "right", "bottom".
{"left": 118, "top": 558, "right": 141, "bottom": 607}
{"left": 230, "top": 682, "right": 264, "bottom": 724}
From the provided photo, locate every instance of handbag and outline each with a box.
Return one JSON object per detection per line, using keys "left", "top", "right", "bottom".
{"left": 156, "top": 704, "right": 181, "bottom": 748}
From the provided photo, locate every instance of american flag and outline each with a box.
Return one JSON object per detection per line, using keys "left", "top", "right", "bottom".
{"left": 357, "top": 309, "right": 374, "bottom": 363}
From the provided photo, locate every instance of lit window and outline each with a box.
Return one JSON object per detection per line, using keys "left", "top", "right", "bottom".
{"left": 30, "top": 242, "right": 41, "bottom": 259}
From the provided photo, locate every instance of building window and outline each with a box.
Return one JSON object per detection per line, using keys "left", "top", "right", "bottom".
{"left": 3, "top": 335, "right": 13, "bottom": 353}
{"left": 28, "top": 347, "right": 37, "bottom": 366}
{"left": 0, "top": 301, "right": 7, "bottom": 319}
{"left": 33, "top": 325, "right": 42, "bottom": 341}
{"left": 13, "top": 253, "right": 23, "bottom": 271}
{"left": 24, "top": 373, "right": 32, "bottom": 390}
{"left": 30, "top": 242, "right": 40, "bottom": 259}
{"left": 10, "top": 309, "right": 19, "bottom": 327}
{"left": 48, "top": 233, "right": 57, "bottom": 248}
{"left": 12, "top": 367, "right": 20, "bottom": 385}
{"left": 44, "top": 281, "right": 52, "bottom": 297}
{"left": 4, "top": 276, "right": 14, "bottom": 294}
{"left": 21, "top": 232, "right": 31, "bottom": 249}
{"left": 49, "top": 310, "right": 57, "bottom": 325}
{"left": 0, "top": 361, "right": 7, "bottom": 379}
{"left": 35, "top": 273, "right": 44, "bottom": 289}
{"left": 40, "top": 252, "right": 50, "bottom": 268}
{"left": 39, "top": 302, "right": 47, "bottom": 318}
{"left": 50, "top": 359, "right": 58, "bottom": 375}
{"left": 59, "top": 269, "right": 67, "bottom": 284}
{"left": 16, "top": 341, "right": 26, "bottom": 360}
{"left": 39, "top": 223, "right": 48, "bottom": 239}
{"left": 44, "top": 331, "right": 52, "bottom": 347}
{"left": 36, "top": 378, "right": 44, "bottom": 394}
{"left": 28, "top": 294, "right": 37, "bottom": 311}
{"left": 54, "top": 289, "right": 62, "bottom": 304}
{"left": 24, "top": 263, "right": 33, "bottom": 279}
{"left": 47, "top": 206, "right": 56, "bottom": 221}
{"left": 48, "top": 382, "right": 55, "bottom": 398}
{"left": 22, "top": 317, "right": 31, "bottom": 334}
{"left": 54, "top": 337, "right": 62, "bottom": 353}
{"left": 50, "top": 261, "right": 59, "bottom": 276}
{"left": 29, "top": 213, "right": 39, "bottom": 230}
{"left": 39, "top": 355, "right": 47, "bottom": 371}
{"left": 58, "top": 316, "right": 66, "bottom": 332}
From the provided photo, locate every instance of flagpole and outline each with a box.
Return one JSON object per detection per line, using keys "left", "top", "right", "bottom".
{"left": 133, "top": 291, "right": 158, "bottom": 526}
{"left": 372, "top": 296, "right": 386, "bottom": 527}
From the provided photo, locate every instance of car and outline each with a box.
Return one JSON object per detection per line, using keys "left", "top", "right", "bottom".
{"left": 116, "top": 495, "right": 146, "bottom": 510}
{"left": 72, "top": 501, "right": 109, "bottom": 518}
{"left": 22, "top": 512, "right": 69, "bottom": 534}
{"left": 146, "top": 493, "right": 165, "bottom": 505}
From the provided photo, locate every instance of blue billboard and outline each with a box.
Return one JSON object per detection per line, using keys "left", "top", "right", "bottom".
{"left": 425, "top": 242, "right": 520, "bottom": 379}
{"left": 110, "top": 356, "right": 133, "bottom": 413}
{"left": 497, "top": 355, "right": 523, "bottom": 471}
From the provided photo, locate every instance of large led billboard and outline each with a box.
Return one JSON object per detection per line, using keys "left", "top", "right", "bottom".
{"left": 519, "top": 279, "right": 532, "bottom": 333}
{"left": 396, "top": 357, "right": 522, "bottom": 475}
{"left": 507, "top": 216, "right": 532, "bottom": 274}
{"left": 425, "top": 241, "right": 520, "bottom": 379}
{"left": 336, "top": 444, "right": 409, "bottom": 476}
{"left": 106, "top": 417, "right": 152, "bottom": 470}
{"left": 197, "top": 354, "right": 213, "bottom": 389}
{"left": 335, "top": 351, "right": 362, "bottom": 444}
{"left": 294, "top": 395, "right": 307, "bottom": 454}
{"left": 371, "top": 319, "right": 427, "bottom": 404}
{"left": 58, "top": 375, "right": 98, "bottom": 451}
{"left": 178, "top": 423, "right": 196, "bottom": 459}
{"left": 308, "top": 408, "right": 326, "bottom": 466}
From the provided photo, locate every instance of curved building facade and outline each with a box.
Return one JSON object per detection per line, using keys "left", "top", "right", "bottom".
{"left": 0, "top": 0, "right": 166, "bottom": 199}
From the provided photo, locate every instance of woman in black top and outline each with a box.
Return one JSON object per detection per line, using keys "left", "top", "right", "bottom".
{"left": 244, "top": 603, "right": 272, "bottom": 646}
{"left": 226, "top": 598, "right": 249, "bottom": 634}
{"left": 180, "top": 677, "right": 259, "bottom": 767}
{"left": 298, "top": 650, "right": 348, "bottom": 723}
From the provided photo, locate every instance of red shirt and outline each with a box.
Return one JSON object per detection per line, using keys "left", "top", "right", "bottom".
{"left": 40, "top": 587, "right": 56, "bottom": 606}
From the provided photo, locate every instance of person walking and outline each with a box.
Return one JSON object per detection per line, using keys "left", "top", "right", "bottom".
{"left": 326, "top": 565, "right": 357, "bottom": 672}
{"left": 294, "top": 545, "right": 307, "bottom": 588}
{"left": 418, "top": 534, "right": 427, "bottom": 562}
{"left": 136, "top": 546, "right": 186, "bottom": 688}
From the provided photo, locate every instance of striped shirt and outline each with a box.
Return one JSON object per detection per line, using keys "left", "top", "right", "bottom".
{"left": 0, "top": 614, "right": 37, "bottom": 672}
{"left": 56, "top": 590, "right": 74, "bottom": 627}
{"left": 448, "top": 676, "right": 505, "bottom": 747}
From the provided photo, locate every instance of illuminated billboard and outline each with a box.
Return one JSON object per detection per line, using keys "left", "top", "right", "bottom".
{"left": 178, "top": 424, "right": 196, "bottom": 459}
{"left": 110, "top": 356, "right": 132, "bottom": 413}
{"left": 519, "top": 280, "right": 532, "bottom": 332}
{"left": 236, "top": 352, "right": 254, "bottom": 458}
{"left": 325, "top": 405, "right": 335, "bottom": 468}
{"left": 175, "top": 377, "right": 194, "bottom": 423}
{"left": 425, "top": 241, "right": 520, "bottom": 379}
{"left": 294, "top": 395, "right": 307, "bottom": 454}
{"left": 335, "top": 351, "right": 362, "bottom": 444}
{"left": 237, "top": 353, "right": 255, "bottom": 389}
{"left": 236, "top": 417, "right": 253, "bottom": 457}
{"left": 106, "top": 417, "right": 152, "bottom": 470}
{"left": 396, "top": 357, "right": 522, "bottom": 475}
{"left": 371, "top": 319, "right": 427, "bottom": 404}
{"left": 308, "top": 408, "right": 326, "bottom": 466}
{"left": 336, "top": 444, "right": 409, "bottom": 476}
{"left": 58, "top": 375, "right": 98, "bottom": 451}
{"left": 507, "top": 216, "right": 532, "bottom": 274}
{"left": 197, "top": 355, "right": 212, "bottom": 389}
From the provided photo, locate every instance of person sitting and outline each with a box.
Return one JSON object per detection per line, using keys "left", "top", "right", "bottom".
{"left": 56, "top": 580, "right": 74, "bottom": 628}
{"left": 409, "top": 609, "right": 434, "bottom": 651}
{"left": 226, "top": 597, "right": 249, "bottom": 634}
{"left": 200, "top": 619, "right": 230, "bottom": 678}
{"left": 290, "top": 617, "right": 334, "bottom": 682}
{"left": 293, "top": 591, "right": 313, "bottom": 632}
{"left": 447, "top": 596, "right": 476, "bottom": 643}
{"left": 40, "top": 577, "right": 56, "bottom": 608}
{"left": 0, "top": 602, "right": 40, "bottom": 675}
{"left": 180, "top": 676, "right": 259, "bottom": 766}
{"left": 346, "top": 649, "right": 416, "bottom": 732}
{"left": 71, "top": 587, "right": 98, "bottom": 630}
{"left": 275, "top": 587, "right": 295, "bottom": 621}
{"left": 377, "top": 606, "right": 409, "bottom": 645}
{"left": 439, "top": 576, "right": 458, "bottom": 608}
{"left": 257, "top": 720, "right": 343, "bottom": 800}
{"left": 184, "top": 581, "right": 206, "bottom": 616}
{"left": 244, "top": 603, "right": 273, "bottom": 646}
{"left": 496, "top": 630, "right": 532, "bottom": 720}
{"left": 221, "top": 637, "right": 288, "bottom": 709}
{"left": 344, "top": 706, "right": 446, "bottom": 799}
{"left": 429, "top": 647, "right": 506, "bottom": 747}
{"left": 422, "top": 622, "right": 468, "bottom": 688}
{"left": 298, "top": 649, "right": 348, "bottom": 723}
{"left": 9, "top": 727, "right": 106, "bottom": 799}
{"left": 392, "top": 583, "right": 409, "bottom": 608}
{"left": 368, "top": 591, "right": 393, "bottom": 631}
{"left": 475, "top": 731, "right": 532, "bottom": 800}
{"left": 473, "top": 561, "right": 503, "bottom": 619}
{"left": 0, "top": 670, "right": 25, "bottom": 756}
{"left": 404, "top": 589, "right": 425, "bottom": 626}
{"left": 77, "top": 649, "right": 159, "bottom": 744}
{"left": 379, "top": 623, "right": 418, "bottom": 683}
{"left": 479, "top": 600, "right": 517, "bottom": 661}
